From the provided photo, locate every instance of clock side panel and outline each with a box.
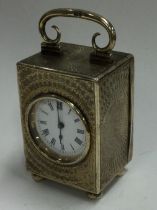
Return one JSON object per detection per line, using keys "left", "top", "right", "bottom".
{"left": 17, "top": 64, "right": 97, "bottom": 194}
{"left": 99, "top": 58, "right": 134, "bottom": 191}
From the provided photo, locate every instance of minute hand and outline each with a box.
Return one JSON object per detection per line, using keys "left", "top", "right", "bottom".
{"left": 57, "top": 105, "right": 61, "bottom": 126}
{"left": 56, "top": 102, "right": 64, "bottom": 148}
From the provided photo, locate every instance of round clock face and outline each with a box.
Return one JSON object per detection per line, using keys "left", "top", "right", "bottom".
{"left": 27, "top": 95, "right": 90, "bottom": 165}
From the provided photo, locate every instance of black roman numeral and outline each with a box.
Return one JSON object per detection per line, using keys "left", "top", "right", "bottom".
{"left": 41, "top": 110, "right": 48, "bottom": 115}
{"left": 50, "top": 138, "right": 56, "bottom": 146}
{"left": 48, "top": 101, "right": 54, "bottom": 111}
{"left": 74, "top": 118, "right": 80, "bottom": 123}
{"left": 57, "top": 101, "right": 62, "bottom": 110}
{"left": 68, "top": 109, "right": 71, "bottom": 114}
{"left": 74, "top": 137, "right": 83, "bottom": 146}
{"left": 77, "top": 129, "right": 84, "bottom": 134}
{"left": 70, "top": 144, "right": 75, "bottom": 152}
{"left": 40, "top": 120, "right": 47, "bottom": 125}
{"left": 42, "top": 129, "right": 49, "bottom": 136}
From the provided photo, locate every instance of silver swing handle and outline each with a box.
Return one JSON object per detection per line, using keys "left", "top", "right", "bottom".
{"left": 39, "top": 8, "right": 116, "bottom": 54}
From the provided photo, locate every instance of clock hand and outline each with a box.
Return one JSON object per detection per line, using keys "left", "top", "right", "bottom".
{"left": 57, "top": 101, "right": 64, "bottom": 128}
{"left": 57, "top": 102, "right": 61, "bottom": 127}
{"left": 59, "top": 130, "right": 65, "bottom": 151}
{"left": 56, "top": 101, "right": 65, "bottom": 150}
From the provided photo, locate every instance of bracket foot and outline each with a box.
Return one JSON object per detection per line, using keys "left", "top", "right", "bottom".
{"left": 87, "top": 192, "right": 103, "bottom": 199}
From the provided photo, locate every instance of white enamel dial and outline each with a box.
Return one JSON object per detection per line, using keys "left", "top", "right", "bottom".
{"left": 28, "top": 96, "right": 90, "bottom": 164}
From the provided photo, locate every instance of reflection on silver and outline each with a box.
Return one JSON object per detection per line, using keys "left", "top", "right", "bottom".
{"left": 39, "top": 8, "right": 116, "bottom": 53}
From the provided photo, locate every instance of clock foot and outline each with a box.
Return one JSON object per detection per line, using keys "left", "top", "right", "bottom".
{"left": 32, "top": 173, "right": 44, "bottom": 182}
{"left": 117, "top": 168, "right": 126, "bottom": 177}
{"left": 87, "top": 192, "right": 102, "bottom": 199}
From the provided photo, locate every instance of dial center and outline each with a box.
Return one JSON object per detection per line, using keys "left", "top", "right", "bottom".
{"left": 58, "top": 121, "right": 64, "bottom": 129}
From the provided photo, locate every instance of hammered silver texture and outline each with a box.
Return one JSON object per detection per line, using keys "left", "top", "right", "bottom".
{"left": 99, "top": 62, "right": 130, "bottom": 190}
{"left": 17, "top": 42, "right": 134, "bottom": 196}
{"left": 17, "top": 64, "right": 97, "bottom": 193}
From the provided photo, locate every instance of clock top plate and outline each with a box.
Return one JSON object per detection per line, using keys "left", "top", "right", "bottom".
{"left": 17, "top": 42, "right": 133, "bottom": 81}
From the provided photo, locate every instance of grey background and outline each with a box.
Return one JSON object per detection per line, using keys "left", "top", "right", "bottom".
{"left": 0, "top": 0, "right": 156, "bottom": 209}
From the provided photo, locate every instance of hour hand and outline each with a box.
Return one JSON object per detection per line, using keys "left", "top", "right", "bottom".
{"left": 59, "top": 132, "right": 64, "bottom": 150}
{"left": 59, "top": 132, "right": 63, "bottom": 142}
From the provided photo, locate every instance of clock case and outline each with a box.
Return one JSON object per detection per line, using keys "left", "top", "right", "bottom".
{"left": 17, "top": 42, "right": 134, "bottom": 196}
{"left": 17, "top": 8, "right": 134, "bottom": 198}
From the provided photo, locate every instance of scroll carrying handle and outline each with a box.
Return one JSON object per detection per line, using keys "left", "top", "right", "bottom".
{"left": 39, "top": 8, "right": 116, "bottom": 54}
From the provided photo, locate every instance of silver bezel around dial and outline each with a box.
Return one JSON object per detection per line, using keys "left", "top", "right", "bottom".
{"left": 25, "top": 94, "right": 90, "bottom": 166}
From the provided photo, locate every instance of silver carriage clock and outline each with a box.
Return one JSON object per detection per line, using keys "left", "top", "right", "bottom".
{"left": 17, "top": 8, "right": 134, "bottom": 199}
